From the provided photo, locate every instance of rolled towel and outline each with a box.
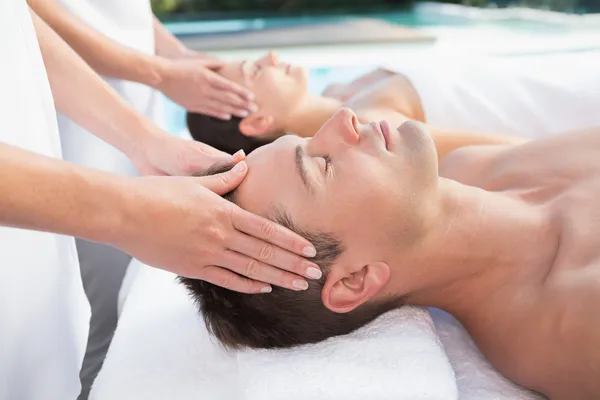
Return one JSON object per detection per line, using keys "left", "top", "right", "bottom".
{"left": 92, "top": 261, "right": 458, "bottom": 400}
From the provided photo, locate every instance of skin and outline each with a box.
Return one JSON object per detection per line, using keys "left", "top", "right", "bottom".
{"left": 233, "top": 108, "right": 600, "bottom": 399}
{"left": 217, "top": 52, "right": 526, "bottom": 160}
{"left": 27, "top": 10, "right": 320, "bottom": 293}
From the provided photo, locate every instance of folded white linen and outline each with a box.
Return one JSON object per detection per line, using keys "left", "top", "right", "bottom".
{"left": 92, "top": 261, "right": 458, "bottom": 400}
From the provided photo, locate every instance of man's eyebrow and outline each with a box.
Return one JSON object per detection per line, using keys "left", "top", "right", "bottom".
{"left": 295, "top": 145, "right": 310, "bottom": 191}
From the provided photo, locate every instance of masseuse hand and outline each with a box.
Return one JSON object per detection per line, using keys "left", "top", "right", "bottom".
{"left": 155, "top": 56, "right": 257, "bottom": 121}
{"left": 114, "top": 161, "right": 320, "bottom": 293}
{"left": 130, "top": 130, "right": 241, "bottom": 176}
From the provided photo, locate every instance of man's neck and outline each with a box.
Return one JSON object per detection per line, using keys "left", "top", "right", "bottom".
{"left": 390, "top": 179, "right": 560, "bottom": 317}
{"left": 282, "top": 95, "right": 342, "bottom": 138}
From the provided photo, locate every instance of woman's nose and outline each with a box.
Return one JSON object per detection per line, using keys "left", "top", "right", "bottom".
{"left": 268, "top": 51, "right": 279, "bottom": 66}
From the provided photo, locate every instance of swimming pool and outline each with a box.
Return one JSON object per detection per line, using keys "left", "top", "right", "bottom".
{"left": 163, "top": 3, "right": 600, "bottom": 135}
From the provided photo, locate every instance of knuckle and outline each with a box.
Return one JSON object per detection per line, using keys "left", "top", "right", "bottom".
{"left": 218, "top": 275, "right": 236, "bottom": 290}
{"left": 258, "top": 244, "right": 274, "bottom": 262}
{"left": 218, "top": 173, "right": 230, "bottom": 186}
{"left": 260, "top": 221, "right": 278, "bottom": 239}
{"left": 176, "top": 149, "right": 193, "bottom": 175}
{"left": 215, "top": 202, "right": 234, "bottom": 219}
{"left": 244, "top": 259, "right": 261, "bottom": 278}
{"left": 206, "top": 225, "right": 227, "bottom": 244}
{"left": 294, "top": 257, "right": 306, "bottom": 273}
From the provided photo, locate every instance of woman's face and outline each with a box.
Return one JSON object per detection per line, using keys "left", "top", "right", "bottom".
{"left": 219, "top": 52, "right": 309, "bottom": 120}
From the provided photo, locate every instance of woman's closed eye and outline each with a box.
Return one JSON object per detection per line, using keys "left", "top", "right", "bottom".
{"left": 253, "top": 64, "right": 261, "bottom": 78}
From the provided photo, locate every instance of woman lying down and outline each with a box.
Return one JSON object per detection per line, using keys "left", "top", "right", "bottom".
{"left": 187, "top": 51, "right": 599, "bottom": 155}
{"left": 180, "top": 53, "right": 600, "bottom": 399}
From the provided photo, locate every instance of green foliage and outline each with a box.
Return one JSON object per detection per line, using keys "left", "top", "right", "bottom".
{"left": 151, "top": 0, "right": 182, "bottom": 14}
{"left": 151, "top": 0, "right": 495, "bottom": 15}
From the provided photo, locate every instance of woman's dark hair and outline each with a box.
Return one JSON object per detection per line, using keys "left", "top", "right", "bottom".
{"left": 186, "top": 112, "right": 273, "bottom": 155}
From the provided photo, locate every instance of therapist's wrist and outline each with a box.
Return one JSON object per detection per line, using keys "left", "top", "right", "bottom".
{"left": 146, "top": 56, "right": 174, "bottom": 90}
{"left": 133, "top": 54, "right": 169, "bottom": 89}
{"left": 119, "top": 115, "right": 168, "bottom": 169}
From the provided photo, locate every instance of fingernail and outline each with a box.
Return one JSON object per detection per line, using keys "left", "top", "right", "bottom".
{"left": 232, "top": 161, "right": 247, "bottom": 173}
{"left": 249, "top": 103, "right": 259, "bottom": 113}
{"left": 292, "top": 279, "right": 309, "bottom": 291}
{"left": 247, "top": 93, "right": 255, "bottom": 101}
{"left": 302, "top": 246, "right": 317, "bottom": 257}
{"left": 236, "top": 110, "right": 249, "bottom": 118}
{"left": 260, "top": 286, "right": 272, "bottom": 293}
{"left": 221, "top": 114, "right": 232, "bottom": 120}
{"left": 306, "top": 266, "right": 322, "bottom": 280}
{"left": 232, "top": 149, "right": 245, "bottom": 160}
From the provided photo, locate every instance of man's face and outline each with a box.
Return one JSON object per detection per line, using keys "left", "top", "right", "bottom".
{"left": 235, "top": 108, "right": 440, "bottom": 277}
{"left": 219, "top": 52, "right": 308, "bottom": 119}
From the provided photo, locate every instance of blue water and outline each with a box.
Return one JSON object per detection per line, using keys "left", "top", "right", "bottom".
{"left": 165, "top": 5, "right": 587, "bottom": 38}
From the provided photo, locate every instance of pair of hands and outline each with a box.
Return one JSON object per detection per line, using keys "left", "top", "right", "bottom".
{"left": 121, "top": 45, "right": 321, "bottom": 293}
{"left": 155, "top": 49, "right": 257, "bottom": 120}
{"left": 124, "top": 111, "right": 321, "bottom": 295}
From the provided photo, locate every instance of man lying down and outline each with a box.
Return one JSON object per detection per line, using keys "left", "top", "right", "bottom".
{"left": 181, "top": 108, "right": 600, "bottom": 399}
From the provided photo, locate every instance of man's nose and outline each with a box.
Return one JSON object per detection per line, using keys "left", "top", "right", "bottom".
{"left": 329, "top": 108, "right": 360, "bottom": 146}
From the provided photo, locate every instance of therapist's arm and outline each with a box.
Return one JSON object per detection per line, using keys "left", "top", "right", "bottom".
{"left": 26, "top": 0, "right": 254, "bottom": 119}
{"left": 0, "top": 142, "right": 320, "bottom": 293}
{"left": 30, "top": 9, "right": 235, "bottom": 176}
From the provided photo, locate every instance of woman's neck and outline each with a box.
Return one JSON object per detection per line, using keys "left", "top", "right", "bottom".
{"left": 282, "top": 95, "right": 342, "bottom": 137}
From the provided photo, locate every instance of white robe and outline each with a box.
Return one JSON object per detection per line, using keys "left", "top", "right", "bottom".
{"left": 56, "top": 0, "right": 164, "bottom": 175}
{"left": 0, "top": 1, "right": 90, "bottom": 399}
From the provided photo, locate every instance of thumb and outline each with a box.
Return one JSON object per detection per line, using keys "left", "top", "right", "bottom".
{"left": 200, "top": 161, "right": 247, "bottom": 195}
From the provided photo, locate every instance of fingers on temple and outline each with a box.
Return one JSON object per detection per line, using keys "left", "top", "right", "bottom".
{"left": 219, "top": 250, "right": 309, "bottom": 291}
{"left": 228, "top": 231, "right": 322, "bottom": 280}
{"left": 231, "top": 207, "right": 317, "bottom": 259}
{"left": 209, "top": 74, "right": 254, "bottom": 101}
{"left": 201, "top": 265, "right": 271, "bottom": 294}
{"left": 205, "top": 99, "right": 248, "bottom": 119}
{"left": 193, "top": 103, "right": 231, "bottom": 120}
{"left": 210, "top": 90, "right": 249, "bottom": 110}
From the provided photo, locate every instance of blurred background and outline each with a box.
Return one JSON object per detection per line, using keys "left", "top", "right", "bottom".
{"left": 152, "top": 0, "right": 597, "bottom": 18}
{"left": 151, "top": 0, "right": 600, "bottom": 134}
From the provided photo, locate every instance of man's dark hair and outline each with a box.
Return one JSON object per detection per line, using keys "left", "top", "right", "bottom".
{"left": 186, "top": 112, "right": 272, "bottom": 155}
{"left": 179, "top": 164, "right": 400, "bottom": 349}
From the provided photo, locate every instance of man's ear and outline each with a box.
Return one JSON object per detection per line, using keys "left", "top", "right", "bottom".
{"left": 321, "top": 262, "right": 390, "bottom": 313}
{"left": 239, "top": 115, "right": 275, "bottom": 137}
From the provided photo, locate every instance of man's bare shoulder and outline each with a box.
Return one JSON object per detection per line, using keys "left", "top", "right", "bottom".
{"left": 439, "top": 144, "right": 514, "bottom": 187}
{"left": 440, "top": 128, "right": 600, "bottom": 188}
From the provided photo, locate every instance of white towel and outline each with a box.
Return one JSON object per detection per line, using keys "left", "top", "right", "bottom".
{"left": 381, "top": 51, "right": 600, "bottom": 139}
{"left": 92, "top": 261, "right": 458, "bottom": 400}
{"left": 430, "top": 309, "right": 545, "bottom": 400}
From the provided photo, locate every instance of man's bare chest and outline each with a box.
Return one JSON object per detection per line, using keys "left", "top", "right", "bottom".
{"left": 466, "top": 264, "right": 600, "bottom": 399}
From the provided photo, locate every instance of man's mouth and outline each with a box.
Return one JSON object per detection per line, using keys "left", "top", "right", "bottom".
{"left": 369, "top": 120, "right": 392, "bottom": 151}
{"left": 380, "top": 120, "right": 392, "bottom": 151}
